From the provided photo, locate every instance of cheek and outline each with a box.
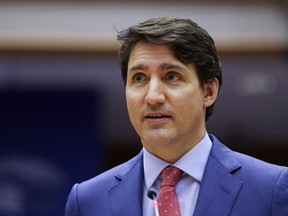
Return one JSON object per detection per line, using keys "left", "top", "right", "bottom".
{"left": 169, "top": 88, "right": 196, "bottom": 104}
{"left": 126, "top": 87, "right": 145, "bottom": 104}
{"left": 126, "top": 93, "right": 141, "bottom": 118}
{"left": 171, "top": 90, "right": 204, "bottom": 113}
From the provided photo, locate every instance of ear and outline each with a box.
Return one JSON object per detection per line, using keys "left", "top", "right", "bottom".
{"left": 203, "top": 78, "right": 219, "bottom": 108}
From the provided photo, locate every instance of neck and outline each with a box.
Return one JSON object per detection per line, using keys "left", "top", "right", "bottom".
{"left": 143, "top": 131, "right": 206, "bottom": 163}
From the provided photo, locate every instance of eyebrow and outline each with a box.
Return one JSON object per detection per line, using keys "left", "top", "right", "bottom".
{"left": 128, "top": 64, "right": 148, "bottom": 73}
{"left": 128, "top": 63, "right": 187, "bottom": 74}
{"left": 159, "top": 63, "right": 187, "bottom": 72}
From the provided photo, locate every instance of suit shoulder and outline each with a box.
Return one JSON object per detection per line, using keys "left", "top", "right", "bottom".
{"left": 209, "top": 134, "right": 287, "bottom": 180}
{"left": 227, "top": 145, "right": 287, "bottom": 186}
{"left": 77, "top": 151, "right": 143, "bottom": 197}
{"left": 233, "top": 150, "right": 286, "bottom": 174}
{"left": 65, "top": 151, "right": 143, "bottom": 214}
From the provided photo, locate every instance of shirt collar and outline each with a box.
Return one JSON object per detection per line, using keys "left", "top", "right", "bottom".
{"left": 143, "top": 132, "right": 212, "bottom": 191}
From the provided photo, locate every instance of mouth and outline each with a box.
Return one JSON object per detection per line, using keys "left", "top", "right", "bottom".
{"left": 144, "top": 113, "right": 171, "bottom": 120}
{"left": 145, "top": 115, "right": 170, "bottom": 119}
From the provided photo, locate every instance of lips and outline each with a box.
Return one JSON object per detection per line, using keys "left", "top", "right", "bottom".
{"left": 145, "top": 114, "right": 170, "bottom": 119}
{"left": 144, "top": 112, "right": 171, "bottom": 119}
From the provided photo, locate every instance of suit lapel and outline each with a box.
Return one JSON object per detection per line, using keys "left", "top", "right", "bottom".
{"left": 108, "top": 151, "right": 144, "bottom": 216}
{"left": 193, "top": 135, "right": 243, "bottom": 216}
{"left": 107, "top": 136, "right": 243, "bottom": 215}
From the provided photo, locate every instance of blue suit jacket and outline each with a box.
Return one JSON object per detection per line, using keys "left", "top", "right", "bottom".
{"left": 65, "top": 135, "right": 288, "bottom": 215}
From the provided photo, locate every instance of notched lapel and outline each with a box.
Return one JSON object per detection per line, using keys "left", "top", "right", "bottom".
{"left": 193, "top": 138, "right": 243, "bottom": 216}
{"left": 108, "top": 152, "right": 144, "bottom": 216}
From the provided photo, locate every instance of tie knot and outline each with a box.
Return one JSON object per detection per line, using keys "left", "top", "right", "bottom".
{"left": 160, "top": 166, "right": 183, "bottom": 187}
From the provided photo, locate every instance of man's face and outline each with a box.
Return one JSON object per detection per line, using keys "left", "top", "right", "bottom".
{"left": 125, "top": 41, "right": 217, "bottom": 160}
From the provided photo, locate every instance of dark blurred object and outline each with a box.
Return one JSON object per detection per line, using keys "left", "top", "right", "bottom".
{"left": 0, "top": 88, "right": 104, "bottom": 216}
{"left": 0, "top": 153, "right": 68, "bottom": 216}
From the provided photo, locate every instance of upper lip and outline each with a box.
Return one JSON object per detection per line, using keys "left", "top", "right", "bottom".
{"left": 144, "top": 112, "right": 171, "bottom": 118}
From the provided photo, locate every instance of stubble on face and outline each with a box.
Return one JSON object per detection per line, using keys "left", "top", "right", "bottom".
{"left": 125, "top": 41, "right": 208, "bottom": 163}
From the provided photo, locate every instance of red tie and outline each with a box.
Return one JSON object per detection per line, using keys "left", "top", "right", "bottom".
{"left": 157, "top": 166, "right": 183, "bottom": 216}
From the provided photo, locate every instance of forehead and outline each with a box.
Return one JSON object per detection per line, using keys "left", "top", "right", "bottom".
{"left": 128, "top": 41, "right": 178, "bottom": 67}
{"left": 128, "top": 41, "right": 196, "bottom": 74}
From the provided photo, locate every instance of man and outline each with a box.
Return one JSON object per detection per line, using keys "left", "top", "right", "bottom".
{"left": 65, "top": 17, "right": 288, "bottom": 216}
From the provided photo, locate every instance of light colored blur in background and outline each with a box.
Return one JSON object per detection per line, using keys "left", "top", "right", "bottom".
{"left": 0, "top": 0, "right": 287, "bottom": 143}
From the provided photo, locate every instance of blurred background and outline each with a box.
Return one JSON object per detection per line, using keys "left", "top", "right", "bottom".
{"left": 0, "top": 0, "right": 287, "bottom": 215}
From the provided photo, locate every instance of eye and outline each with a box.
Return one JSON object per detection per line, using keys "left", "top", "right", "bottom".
{"left": 133, "top": 73, "right": 146, "bottom": 83}
{"left": 165, "top": 72, "right": 181, "bottom": 81}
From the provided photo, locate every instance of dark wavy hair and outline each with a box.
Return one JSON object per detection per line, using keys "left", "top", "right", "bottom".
{"left": 117, "top": 17, "right": 222, "bottom": 120}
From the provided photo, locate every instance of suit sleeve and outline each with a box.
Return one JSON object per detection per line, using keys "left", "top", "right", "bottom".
{"left": 272, "top": 168, "right": 288, "bottom": 216}
{"left": 65, "top": 184, "right": 81, "bottom": 216}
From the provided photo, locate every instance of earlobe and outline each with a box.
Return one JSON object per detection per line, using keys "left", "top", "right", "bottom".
{"left": 203, "top": 78, "right": 219, "bottom": 107}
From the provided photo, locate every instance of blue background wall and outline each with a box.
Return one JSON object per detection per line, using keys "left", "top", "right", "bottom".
{"left": 0, "top": 88, "right": 104, "bottom": 216}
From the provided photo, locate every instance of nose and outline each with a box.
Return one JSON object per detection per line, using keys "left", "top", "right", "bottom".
{"left": 144, "top": 77, "right": 165, "bottom": 105}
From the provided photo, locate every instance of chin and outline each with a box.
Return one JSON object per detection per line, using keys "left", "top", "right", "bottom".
{"left": 141, "top": 129, "right": 175, "bottom": 146}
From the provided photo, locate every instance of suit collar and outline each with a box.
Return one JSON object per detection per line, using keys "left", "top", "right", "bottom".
{"left": 108, "top": 151, "right": 144, "bottom": 216}
{"left": 193, "top": 135, "right": 243, "bottom": 216}
{"left": 107, "top": 135, "right": 244, "bottom": 215}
